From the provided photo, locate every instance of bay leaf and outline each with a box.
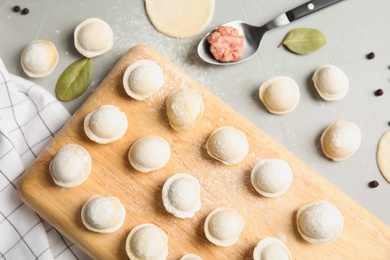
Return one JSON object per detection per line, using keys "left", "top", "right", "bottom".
{"left": 279, "top": 28, "right": 326, "bottom": 55}
{"left": 55, "top": 57, "right": 92, "bottom": 102}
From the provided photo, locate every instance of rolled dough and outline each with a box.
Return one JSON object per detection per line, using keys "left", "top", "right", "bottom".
{"left": 376, "top": 129, "right": 390, "bottom": 183}
{"left": 145, "top": 0, "right": 215, "bottom": 38}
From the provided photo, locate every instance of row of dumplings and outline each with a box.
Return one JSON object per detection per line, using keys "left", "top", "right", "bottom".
{"left": 49, "top": 59, "right": 344, "bottom": 259}
{"left": 50, "top": 123, "right": 294, "bottom": 199}
{"left": 120, "top": 59, "right": 345, "bottom": 257}
{"left": 48, "top": 143, "right": 287, "bottom": 259}
{"left": 21, "top": 18, "right": 113, "bottom": 78}
{"left": 50, "top": 141, "right": 344, "bottom": 259}
{"left": 259, "top": 64, "right": 350, "bottom": 115}
{"left": 259, "top": 66, "right": 361, "bottom": 162}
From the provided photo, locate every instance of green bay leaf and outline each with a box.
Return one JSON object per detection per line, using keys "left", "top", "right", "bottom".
{"left": 280, "top": 28, "right": 327, "bottom": 55}
{"left": 55, "top": 57, "right": 92, "bottom": 102}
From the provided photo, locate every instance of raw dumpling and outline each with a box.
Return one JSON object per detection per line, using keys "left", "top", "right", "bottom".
{"left": 49, "top": 144, "right": 91, "bottom": 188}
{"left": 162, "top": 173, "right": 201, "bottom": 218}
{"left": 297, "top": 200, "right": 344, "bottom": 244}
{"left": 253, "top": 237, "right": 292, "bottom": 260}
{"left": 125, "top": 223, "right": 168, "bottom": 260}
{"left": 84, "top": 105, "right": 128, "bottom": 144}
{"left": 321, "top": 120, "right": 361, "bottom": 161}
{"left": 312, "top": 64, "right": 349, "bottom": 101}
{"left": 166, "top": 87, "right": 204, "bottom": 131}
{"left": 128, "top": 136, "right": 171, "bottom": 173}
{"left": 74, "top": 18, "right": 113, "bottom": 58}
{"left": 250, "top": 159, "right": 293, "bottom": 197}
{"left": 123, "top": 60, "right": 164, "bottom": 100}
{"left": 376, "top": 130, "right": 390, "bottom": 183}
{"left": 180, "top": 253, "right": 203, "bottom": 260}
{"left": 204, "top": 207, "right": 244, "bottom": 246}
{"left": 206, "top": 126, "right": 249, "bottom": 165}
{"left": 21, "top": 40, "right": 59, "bottom": 78}
{"left": 81, "top": 195, "right": 126, "bottom": 233}
{"left": 259, "top": 76, "right": 300, "bottom": 114}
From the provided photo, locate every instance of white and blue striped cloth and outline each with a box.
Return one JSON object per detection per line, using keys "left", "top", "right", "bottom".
{"left": 0, "top": 58, "right": 89, "bottom": 260}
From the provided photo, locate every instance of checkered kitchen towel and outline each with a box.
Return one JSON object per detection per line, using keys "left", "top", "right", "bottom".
{"left": 0, "top": 58, "right": 89, "bottom": 260}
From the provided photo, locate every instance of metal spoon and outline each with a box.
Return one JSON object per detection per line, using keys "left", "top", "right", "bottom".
{"left": 197, "top": 0, "right": 344, "bottom": 65}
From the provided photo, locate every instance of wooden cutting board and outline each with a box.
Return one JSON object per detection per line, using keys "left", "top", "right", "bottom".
{"left": 19, "top": 45, "right": 390, "bottom": 259}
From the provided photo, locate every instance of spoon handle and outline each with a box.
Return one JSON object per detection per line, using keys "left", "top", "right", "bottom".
{"left": 286, "top": 0, "right": 344, "bottom": 21}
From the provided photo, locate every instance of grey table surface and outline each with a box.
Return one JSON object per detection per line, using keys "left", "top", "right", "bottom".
{"left": 1, "top": 0, "right": 389, "bottom": 230}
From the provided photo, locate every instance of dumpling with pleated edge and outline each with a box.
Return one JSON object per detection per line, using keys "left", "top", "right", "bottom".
{"left": 84, "top": 105, "right": 128, "bottom": 144}
{"left": 74, "top": 18, "right": 113, "bottom": 58}
{"left": 297, "top": 200, "right": 344, "bottom": 244}
{"left": 49, "top": 143, "right": 91, "bottom": 188}
{"left": 204, "top": 207, "right": 244, "bottom": 247}
{"left": 21, "top": 40, "right": 59, "bottom": 78}
{"left": 259, "top": 76, "right": 300, "bottom": 114}
{"left": 162, "top": 173, "right": 201, "bottom": 218}
{"left": 128, "top": 135, "right": 170, "bottom": 173}
{"left": 125, "top": 223, "right": 168, "bottom": 260}
{"left": 81, "top": 195, "right": 126, "bottom": 233}
{"left": 206, "top": 126, "right": 249, "bottom": 165}
{"left": 166, "top": 87, "right": 204, "bottom": 131}
{"left": 123, "top": 60, "right": 164, "bottom": 100}
{"left": 253, "top": 237, "right": 292, "bottom": 260}
{"left": 312, "top": 64, "right": 349, "bottom": 101}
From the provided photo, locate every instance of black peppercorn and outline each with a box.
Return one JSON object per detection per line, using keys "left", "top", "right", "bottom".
{"left": 21, "top": 8, "right": 29, "bottom": 15}
{"left": 366, "top": 52, "right": 375, "bottom": 60}
{"left": 368, "top": 180, "right": 379, "bottom": 188}
{"left": 374, "top": 89, "right": 384, "bottom": 96}
{"left": 13, "top": 5, "right": 21, "bottom": 12}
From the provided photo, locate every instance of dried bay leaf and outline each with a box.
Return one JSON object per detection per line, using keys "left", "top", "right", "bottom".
{"left": 279, "top": 28, "right": 326, "bottom": 55}
{"left": 56, "top": 58, "right": 92, "bottom": 101}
